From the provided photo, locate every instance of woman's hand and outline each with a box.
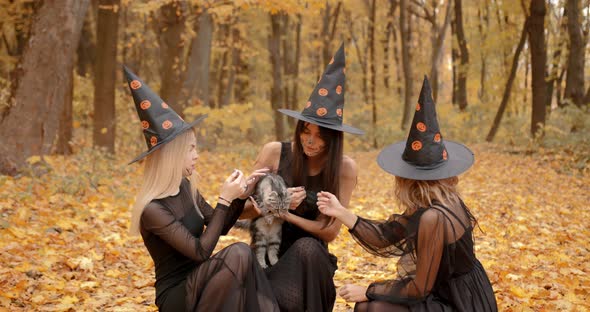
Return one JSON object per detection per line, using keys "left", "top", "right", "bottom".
{"left": 317, "top": 191, "right": 345, "bottom": 218}
{"left": 287, "top": 186, "right": 306, "bottom": 210}
{"left": 219, "top": 169, "right": 245, "bottom": 203}
{"left": 247, "top": 196, "right": 262, "bottom": 218}
{"left": 239, "top": 168, "right": 271, "bottom": 200}
{"left": 339, "top": 284, "right": 368, "bottom": 303}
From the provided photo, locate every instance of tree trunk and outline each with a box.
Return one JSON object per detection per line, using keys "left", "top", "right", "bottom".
{"left": 56, "top": 69, "right": 74, "bottom": 155}
{"left": 392, "top": 13, "right": 403, "bottom": 101}
{"left": 76, "top": 8, "right": 96, "bottom": 77}
{"left": 321, "top": 1, "right": 342, "bottom": 68}
{"left": 383, "top": 0, "right": 397, "bottom": 89}
{"left": 451, "top": 11, "right": 458, "bottom": 106}
{"left": 528, "top": 0, "right": 547, "bottom": 138}
{"left": 486, "top": 18, "right": 529, "bottom": 142}
{"left": 0, "top": 0, "right": 89, "bottom": 175}
{"left": 546, "top": 6, "right": 568, "bottom": 109}
{"left": 564, "top": 0, "right": 585, "bottom": 107}
{"left": 454, "top": 0, "right": 469, "bottom": 110}
{"left": 269, "top": 13, "right": 285, "bottom": 141}
{"left": 400, "top": 0, "right": 414, "bottom": 130}
{"left": 235, "top": 32, "right": 250, "bottom": 104}
{"left": 222, "top": 14, "right": 240, "bottom": 107}
{"left": 347, "top": 10, "right": 369, "bottom": 108}
{"left": 369, "top": 0, "right": 377, "bottom": 148}
{"left": 477, "top": 0, "right": 490, "bottom": 100}
{"left": 287, "top": 14, "right": 302, "bottom": 129}
{"left": 183, "top": 8, "right": 213, "bottom": 108}
{"left": 93, "top": 0, "right": 120, "bottom": 153}
{"left": 216, "top": 23, "right": 231, "bottom": 108}
{"left": 157, "top": 0, "right": 187, "bottom": 113}
{"left": 429, "top": 0, "right": 453, "bottom": 103}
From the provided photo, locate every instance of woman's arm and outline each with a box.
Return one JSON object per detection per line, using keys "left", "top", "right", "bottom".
{"left": 141, "top": 201, "right": 231, "bottom": 263}
{"left": 364, "top": 208, "right": 445, "bottom": 303}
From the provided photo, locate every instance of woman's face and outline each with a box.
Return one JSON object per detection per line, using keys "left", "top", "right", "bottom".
{"left": 300, "top": 123, "right": 326, "bottom": 158}
{"left": 183, "top": 132, "right": 198, "bottom": 177}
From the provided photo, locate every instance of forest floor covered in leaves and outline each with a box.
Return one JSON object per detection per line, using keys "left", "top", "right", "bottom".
{"left": 0, "top": 143, "right": 588, "bottom": 311}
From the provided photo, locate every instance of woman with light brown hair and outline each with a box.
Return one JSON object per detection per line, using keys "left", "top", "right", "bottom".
{"left": 317, "top": 77, "right": 497, "bottom": 311}
{"left": 124, "top": 67, "right": 279, "bottom": 312}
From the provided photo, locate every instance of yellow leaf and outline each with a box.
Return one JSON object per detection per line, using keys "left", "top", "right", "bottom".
{"left": 101, "top": 127, "right": 108, "bottom": 134}
{"left": 26, "top": 155, "right": 41, "bottom": 164}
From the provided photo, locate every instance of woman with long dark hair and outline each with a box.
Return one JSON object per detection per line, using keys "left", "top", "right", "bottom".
{"left": 241, "top": 44, "right": 364, "bottom": 311}
{"left": 317, "top": 77, "right": 497, "bottom": 311}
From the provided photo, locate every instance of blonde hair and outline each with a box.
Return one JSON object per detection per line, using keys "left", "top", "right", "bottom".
{"left": 394, "top": 176, "right": 461, "bottom": 212}
{"left": 129, "top": 129, "right": 201, "bottom": 235}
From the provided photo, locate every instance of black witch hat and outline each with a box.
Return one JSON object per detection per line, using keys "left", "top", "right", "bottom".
{"left": 278, "top": 43, "right": 364, "bottom": 135}
{"left": 377, "top": 76, "right": 473, "bottom": 180}
{"left": 123, "top": 66, "right": 207, "bottom": 165}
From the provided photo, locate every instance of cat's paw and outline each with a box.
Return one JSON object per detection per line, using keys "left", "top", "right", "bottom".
{"left": 269, "top": 255, "right": 279, "bottom": 266}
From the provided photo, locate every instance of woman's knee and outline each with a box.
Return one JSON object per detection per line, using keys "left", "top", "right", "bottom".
{"left": 226, "top": 242, "right": 251, "bottom": 259}
{"left": 354, "top": 302, "right": 368, "bottom": 312}
{"left": 291, "top": 237, "right": 324, "bottom": 261}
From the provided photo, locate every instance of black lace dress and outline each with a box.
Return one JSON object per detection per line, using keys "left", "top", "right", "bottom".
{"left": 263, "top": 142, "right": 339, "bottom": 311}
{"left": 140, "top": 178, "right": 279, "bottom": 312}
{"left": 349, "top": 201, "right": 497, "bottom": 312}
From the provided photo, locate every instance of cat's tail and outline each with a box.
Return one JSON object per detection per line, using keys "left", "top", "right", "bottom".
{"left": 233, "top": 219, "right": 251, "bottom": 230}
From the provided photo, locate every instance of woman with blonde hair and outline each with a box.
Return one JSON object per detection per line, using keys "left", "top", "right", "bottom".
{"left": 317, "top": 77, "right": 497, "bottom": 311}
{"left": 124, "top": 67, "right": 279, "bottom": 312}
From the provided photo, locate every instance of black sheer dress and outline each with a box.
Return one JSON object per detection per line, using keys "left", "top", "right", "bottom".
{"left": 349, "top": 201, "right": 497, "bottom": 312}
{"left": 140, "top": 178, "right": 279, "bottom": 312}
{"left": 264, "top": 142, "right": 339, "bottom": 312}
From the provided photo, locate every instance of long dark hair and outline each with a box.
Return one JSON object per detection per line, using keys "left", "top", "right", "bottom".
{"left": 292, "top": 120, "right": 343, "bottom": 197}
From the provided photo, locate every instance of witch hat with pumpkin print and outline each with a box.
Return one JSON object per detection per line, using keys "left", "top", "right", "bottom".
{"left": 278, "top": 43, "right": 364, "bottom": 135}
{"left": 123, "top": 66, "right": 207, "bottom": 165}
{"left": 377, "top": 75, "right": 474, "bottom": 180}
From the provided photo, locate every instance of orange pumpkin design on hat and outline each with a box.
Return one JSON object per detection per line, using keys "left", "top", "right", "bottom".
{"left": 141, "top": 121, "right": 150, "bottom": 130}
{"left": 162, "top": 102, "right": 169, "bottom": 109}
{"left": 130, "top": 80, "right": 142, "bottom": 90}
{"left": 416, "top": 122, "right": 426, "bottom": 132}
{"left": 411, "top": 140, "right": 422, "bottom": 151}
{"left": 336, "top": 85, "right": 342, "bottom": 95}
{"left": 140, "top": 100, "right": 151, "bottom": 110}
{"left": 416, "top": 103, "right": 421, "bottom": 111}
{"left": 162, "top": 120, "right": 173, "bottom": 130}
{"left": 434, "top": 133, "right": 441, "bottom": 142}
{"left": 336, "top": 108, "right": 342, "bottom": 117}
{"left": 306, "top": 101, "right": 312, "bottom": 108}
{"left": 317, "top": 107, "right": 328, "bottom": 117}
{"left": 150, "top": 136, "right": 158, "bottom": 146}
{"left": 318, "top": 88, "right": 328, "bottom": 96}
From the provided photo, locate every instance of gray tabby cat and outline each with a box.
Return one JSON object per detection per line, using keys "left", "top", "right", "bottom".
{"left": 250, "top": 173, "right": 291, "bottom": 268}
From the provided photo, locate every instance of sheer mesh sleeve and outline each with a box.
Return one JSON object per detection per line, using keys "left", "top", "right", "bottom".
{"left": 362, "top": 209, "right": 446, "bottom": 305}
{"left": 141, "top": 201, "right": 231, "bottom": 264}
{"left": 196, "top": 192, "right": 245, "bottom": 235}
{"left": 348, "top": 214, "right": 409, "bottom": 257}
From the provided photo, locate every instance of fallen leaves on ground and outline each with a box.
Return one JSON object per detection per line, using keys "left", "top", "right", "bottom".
{"left": 0, "top": 144, "right": 588, "bottom": 311}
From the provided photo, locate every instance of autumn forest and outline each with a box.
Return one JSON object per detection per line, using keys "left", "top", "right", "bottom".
{"left": 0, "top": 0, "right": 589, "bottom": 311}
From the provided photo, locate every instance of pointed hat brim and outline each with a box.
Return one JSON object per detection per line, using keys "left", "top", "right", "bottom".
{"left": 278, "top": 109, "right": 365, "bottom": 135}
